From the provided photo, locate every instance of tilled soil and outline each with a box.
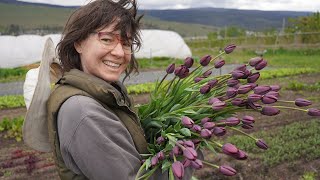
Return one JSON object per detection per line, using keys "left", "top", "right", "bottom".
{"left": 0, "top": 73, "right": 320, "bottom": 179}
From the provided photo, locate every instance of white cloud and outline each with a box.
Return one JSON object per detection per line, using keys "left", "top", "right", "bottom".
{"left": 18, "top": 0, "right": 320, "bottom": 12}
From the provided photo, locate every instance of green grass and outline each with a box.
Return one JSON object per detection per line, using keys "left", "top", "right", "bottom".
{"left": 0, "top": 95, "right": 25, "bottom": 109}
{"left": 0, "top": 116, "right": 24, "bottom": 142}
{"left": 286, "top": 81, "right": 320, "bottom": 91}
{"left": 227, "top": 120, "right": 320, "bottom": 167}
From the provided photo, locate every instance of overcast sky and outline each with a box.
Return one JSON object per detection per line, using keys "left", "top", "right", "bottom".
{"left": 19, "top": 0, "right": 319, "bottom": 12}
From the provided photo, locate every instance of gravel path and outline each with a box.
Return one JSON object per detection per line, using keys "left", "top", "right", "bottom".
{"left": 0, "top": 64, "right": 239, "bottom": 96}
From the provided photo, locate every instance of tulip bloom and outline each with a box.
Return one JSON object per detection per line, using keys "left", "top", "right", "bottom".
{"left": 200, "top": 129, "right": 212, "bottom": 138}
{"left": 270, "top": 85, "right": 281, "bottom": 91}
{"left": 157, "top": 151, "right": 165, "bottom": 161}
{"left": 222, "top": 143, "right": 238, "bottom": 155}
{"left": 203, "top": 122, "right": 216, "bottom": 130}
{"left": 194, "top": 77, "right": 204, "bottom": 83}
{"left": 208, "top": 97, "right": 220, "bottom": 105}
{"left": 261, "top": 94, "right": 278, "bottom": 104}
{"left": 202, "top": 70, "right": 212, "bottom": 77}
{"left": 166, "top": 63, "right": 175, "bottom": 74}
{"left": 253, "top": 85, "right": 271, "bottom": 95}
{"left": 241, "top": 124, "right": 254, "bottom": 129}
{"left": 191, "top": 125, "right": 202, "bottom": 132}
{"left": 201, "top": 117, "right": 211, "bottom": 124}
{"left": 307, "top": 108, "right": 320, "bottom": 116}
{"left": 231, "top": 98, "right": 246, "bottom": 106}
{"left": 224, "top": 44, "right": 236, "bottom": 54}
{"left": 219, "top": 165, "right": 237, "bottom": 176}
{"left": 181, "top": 116, "right": 194, "bottom": 128}
{"left": 255, "top": 60, "right": 267, "bottom": 70}
{"left": 295, "top": 98, "right": 312, "bottom": 107}
{"left": 174, "top": 65, "right": 189, "bottom": 79}
{"left": 234, "top": 64, "right": 247, "bottom": 72}
{"left": 191, "top": 159, "right": 203, "bottom": 169}
{"left": 151, "top": 155, "right": 158, "bottom": 166}
{"left": 248, "top": 94, "right": 262, "bottom": 102}
{"left": 249, "top": 57, "right": 263, "bottom": 67}
{"left": 261, "top": 106, "right": 280, "bottom": 116}
{"left": 231, "top": 70, "right": 245, "bottom": 79}
{"left": 237, "top": 84, "right": 252, "bottom": 94}
{"left": 227, "top": 79, "right": 239, "bottom": 87}
{"left": 200, "top": 55, "right": 212, "bottom": 66}
{"left": 212, "top": 127, "right": 226, "bottom": 136}
{"left": 183, "top": 147, "right": 197, "bottom": 160}
{"left": 226, "top": 87, "right": 238, "bottom": 98}
{"left": 233, "top": 150, "right": 248, "bottom": 160}
{"left": 172, "top": 161, "right": 184, "bottom": 179}
{"left": 247, "top": 72, "right": 260, "bottom": 83}
{"left": 242, "top": 115, "right": 255, "bottom": 124}
{"left": 156, "top": 136, "right": 165, "bottom": 144}
{"left": 184, "top": 57, "right": 194, "bottom": 68}
{"left": 256, "top": 139, "right": 268, "bottom": 150}
{"left": 208, "top": 79, "right": 218, "bottom": 88}
{"left": 225, "top": 117, "right": 240, "bottom": 126}
{"left": 212, "top": 101, "right": 227, "bottom": 110}
{"left": 200, "top": 84, "right": 211, "bottom": 94}
{"left": 214, "top": 59, "right": 225, "bottom": 68}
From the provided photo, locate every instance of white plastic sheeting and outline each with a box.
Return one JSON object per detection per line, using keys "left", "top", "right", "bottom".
{"left": 0, "top": 30, "right": 192, "bottom": 68}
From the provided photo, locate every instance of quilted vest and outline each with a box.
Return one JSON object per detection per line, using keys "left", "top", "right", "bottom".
{"left": 47, "top": 69, "right": 148, "bottom": 179}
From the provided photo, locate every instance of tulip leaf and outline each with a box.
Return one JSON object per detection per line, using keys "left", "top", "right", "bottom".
{"left": 169, "top": 167, "right": 175, "bottom": 180}
{"left": 184, "top": 88, "right": 199, "bottom": 92}
{"left": 203, "top": 140, "right": 217, "bottom": 154}
{"left": 183, "top": 109, "right": 197, "bottom": 114}
{"left": 180, "top": 128, "right": 191, "bottom": 137}
{"left": 161, "top": 160, "right": 172, "bottom": 173}
{"left": 173, "top": 122, "right": 181, "bottom": 132}
{"left": 169, "top": 104, "right": 181, "bottom": 112}
{"left": 163, "top": 143, "right": 174, "bottom": 152}
{"left": 145, "top": 157, "right": 151, "bottom": 170}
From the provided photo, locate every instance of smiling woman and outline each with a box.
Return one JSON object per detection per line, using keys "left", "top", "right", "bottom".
{"left": 21, "top": 0, "right": 174, "bottom": 180}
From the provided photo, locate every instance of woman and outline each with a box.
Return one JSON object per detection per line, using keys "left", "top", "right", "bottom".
{"left": 47, "top": 0, "right": 150, "bottom": 179}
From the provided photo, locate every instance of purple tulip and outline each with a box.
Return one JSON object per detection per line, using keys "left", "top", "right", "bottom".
{"left": 212, "top": 101, "right": 227, "bottom": 110}
{"left": 227, "top": 79, "right": 240, "bottom": 87}
{"left": 157, "top": 151, "right": 165, "bottom": 161}
{"left": 261, "top": 106, "right": 280, "bottom": 116}
{"left": 200, "top": 84, "right": 211, "bottom": 94}
{"left": 243, "top": 69, "right": 252, "bottom": 79}
{"left": 172, "top": 146, "right": 181, "bottom": 155}
{"left": 253, "top": 85, "right": 271, "bottom": 95}
{"left": 183, "top": 140, "right": 195, "bottom": 149}
{"left": 219, "top": 165, "right": 237, "bottom": 176}
{"left": 192, "top": 139, "right": 201, "bottom": 145}
{"left": 191, "top": 159, "right": 203, "bottom": 169}
{"left": 307, "top": 108, "right": 320, "bottom": 116}
{"left": 222, "top": 143, "right": 238, "bottom": 155}
{"left": 172, "top": 161, "right": 184, "bottom": 179}
{"left": 231, "top": 70, "right": 246, "bottom": 79}
{"left": 174, "top": 65, "right": 189, "bottom": 79}
{"left": 246, "top": 101, "right": 261, "bottom": 110}
{"left": 270, "top": 85, "right": 281, "bottom": 91}
{"left": 226, "top": 87, "right": 238, "bottom": 98}
{"left": 200, "top": 129, "right": 212, "bottom": 138}
{"left": 238, "top": 84, "right": 252, "bottom": 94}
{"left": 242, "top": 115, "right": 255, "bottom": 124}
{"left": 234, "top": 150, "right": 248, "bottom": 160}
{"left": 248, "top": 83, "right": 258, "bottom": 88}
{"left": 181, "top": 116, "right": 194, "bottom": 128}
{"left": 247, "top": 72, "right": 260, "bottom": 83}
{"left": 266, "top": 91, "right": 279, "bottom": 98}
{"left": 256, "top": 139, "right": 268, "bottom": 150}
{"left": 201, "top": 117, "right": 211, "bottom": 124}
{"left": 177, "top": 140, "right": 184, "bottom": 146}
{"left": 231, "top": 98, "right": 246, "bottom": 106}
{"left": 202, "top": 70, "right": 212, "bottom": 77}
{"left": 234, "top": 64, "right": 247, "bottom": 72}
{"left": 184, "top": 57, "right": 194, "bottom": 68}
{"left": 203, "top": 122, "right": 216, "bottom": 130}
{"left": 200, "top": 55, "right": 212, "bottom": 66}
{"left": 212, "top": 127, "right": 226, "bottom": 136}
{"left": 208, "top": 97, "right": 221, "bottom": 105}
{"left": 249, "top": 57, "right": 263, "bottom": 67}
{"left": 156, "top": 136, "right": 165, "bottom": 144}
{"left": 194, "top": 77, "right": 204, "bottom": 83}
{"left": 151, "top": 155, "right": 158, "bottom": 166}
{"left": 241, "top": 124, "right": 254, "bottom": 129}
{"left": 182, "top": 158, "right": 191, "bottom": 167}
{"left": 191, "top": 125, "right": 202, "bottom": 132}
{"left": 255, "top": 60, "right": 267, "bottom": 70}
{"left": 224, "top": 44, "right": 236, "bottom": 54}
{"left": 166, "top": 63, "right": 175, "bottom": 74}
{"left": 295, "top": 98, "right": 312, "bottom": 107}
{"left": 183, "top": 147, "right": 197, "bottom": 160}
{"left": 214, "top": 59, "right": 225, "bottom": 68}
{"left": 225, "top": 117, "right": 240, "bottom": 126}
{"left": 248, "top": 94, "right": 262, "bottom": 102}
{"left": 208, "top": 79, "right": 219, "bottom": 88}
{"left": 261, "top": 94, "right": 278, "bottom": 104}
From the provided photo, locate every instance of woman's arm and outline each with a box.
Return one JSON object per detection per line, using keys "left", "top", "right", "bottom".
{"left": 57, "top": 95, "right": 141, "bottom": 180}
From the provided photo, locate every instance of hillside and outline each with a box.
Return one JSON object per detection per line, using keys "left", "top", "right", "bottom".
{"left": 0, "top": 0, "right": 312, "bottom": 36}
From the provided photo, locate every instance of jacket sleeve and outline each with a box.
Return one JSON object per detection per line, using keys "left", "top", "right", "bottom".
{"left": 57, "top": 95, "right": 142, "bottom": 180}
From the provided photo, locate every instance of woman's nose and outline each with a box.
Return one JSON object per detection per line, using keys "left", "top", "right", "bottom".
{"left": 110, "top": 42, "right": 125, "bottom": 57}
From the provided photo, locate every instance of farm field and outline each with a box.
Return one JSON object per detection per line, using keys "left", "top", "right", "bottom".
{"left": 0, "top": 48, "right": 320, "bottom": 179}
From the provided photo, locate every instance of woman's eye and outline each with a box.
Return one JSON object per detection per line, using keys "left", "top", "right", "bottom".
{"left": 101, "top": 38, "right": 113, "bottom": 43}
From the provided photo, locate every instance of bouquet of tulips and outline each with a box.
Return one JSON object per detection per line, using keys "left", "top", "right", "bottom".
{"left": 135, "top": 44, "right": 320, "bottom": 179}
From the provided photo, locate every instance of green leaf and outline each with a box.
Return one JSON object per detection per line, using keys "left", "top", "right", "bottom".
{"left": 180, "top": 128, "right": 191, "bottom": 137}
{"left": 183, "top": 109, "right": 197, "bottom": 114}
{"left": 145, "top": 157, "right": 151, "bottom": 170}
{"left": 203, "top": 140, "right": 217, "bottom": 154}
{"left": 169, "top": 167, "right": 174, "bottom": 180}
{"left": 184, "top": 88, "right": 199, "bottom": 92}
{"left": 163, "top": 143, "right": 174, "bottom": 152}
{"left": 161, "top": 160, "right": 172, "bottom": 173}
{"left": 169, "top": 104, "right": 181, "bottom": 112}
{"left": 173, "top": 122, "right": 181, "bottom": 132}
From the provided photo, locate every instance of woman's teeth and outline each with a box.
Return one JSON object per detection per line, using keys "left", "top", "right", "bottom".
{"left": 103, "top": 61, "right": 121, "bottom": 68}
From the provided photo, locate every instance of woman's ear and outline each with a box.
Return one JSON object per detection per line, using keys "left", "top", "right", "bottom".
{"left": 74, "top": 41, "right": 82, "bottom": 53}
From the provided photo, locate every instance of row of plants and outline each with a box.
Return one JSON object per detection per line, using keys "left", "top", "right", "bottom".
{"left": 0, "top": 68, "right": 319, "bottom": 109}
{"left": 228, "top": 119, "right": 320, "bottom": 167}
{"left": 0, "top": 116, "right": 24, "bottom": 142}
{"left": 286, "top": 81, "right": 320, "bottom": 91}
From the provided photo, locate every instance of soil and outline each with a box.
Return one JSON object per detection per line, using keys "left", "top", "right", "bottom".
{"left": 0, "top": 73, "right": 319, "bottom": 180}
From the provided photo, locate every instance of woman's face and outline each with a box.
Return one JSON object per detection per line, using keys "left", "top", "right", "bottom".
{"left": 74, "top": 21, "right": 131, "bottom": 82}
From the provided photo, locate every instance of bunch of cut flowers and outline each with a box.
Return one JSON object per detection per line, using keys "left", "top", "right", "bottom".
{"left": 135, "top": 44, "right": 320, "bottom": 179}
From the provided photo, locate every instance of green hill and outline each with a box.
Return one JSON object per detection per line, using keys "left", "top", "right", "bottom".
{"left": 0, "top": 2, "right": 218, "bottom": 37}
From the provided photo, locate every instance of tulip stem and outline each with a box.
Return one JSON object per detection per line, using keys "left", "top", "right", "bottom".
{"left": 227, "top": 127, "right": 256, "bottom": 141}
{"left": 140, "top": 154, "right": 153, "bottom": 157}
{"left": 135, "top": 160, "right": 147, "bottom": 180}
{"left": 271, "top": 105, "right": 307, "bottom": 112}
{"left": 165, "top": 76, "right": 177, "bottom": 96}
{"left": 209, "top": 140, "right": 223, "bottom": 147}
{"left": 202, "top": 161, "right": 219, "bottom": 169}
{"left": 156, "top": 73, "right": 168, "bottom": 94}
{"left": 277, "top": 100, "right": 295, "bottom": 103}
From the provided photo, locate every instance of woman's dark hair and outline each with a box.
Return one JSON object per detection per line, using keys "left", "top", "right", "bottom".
{"left": 57, "top": 0, "right": 142, "bottom": 80}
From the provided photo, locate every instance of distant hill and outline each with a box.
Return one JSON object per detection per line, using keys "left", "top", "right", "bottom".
{"left": 0, "top": 0, "right": 313, "bottom": 36}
